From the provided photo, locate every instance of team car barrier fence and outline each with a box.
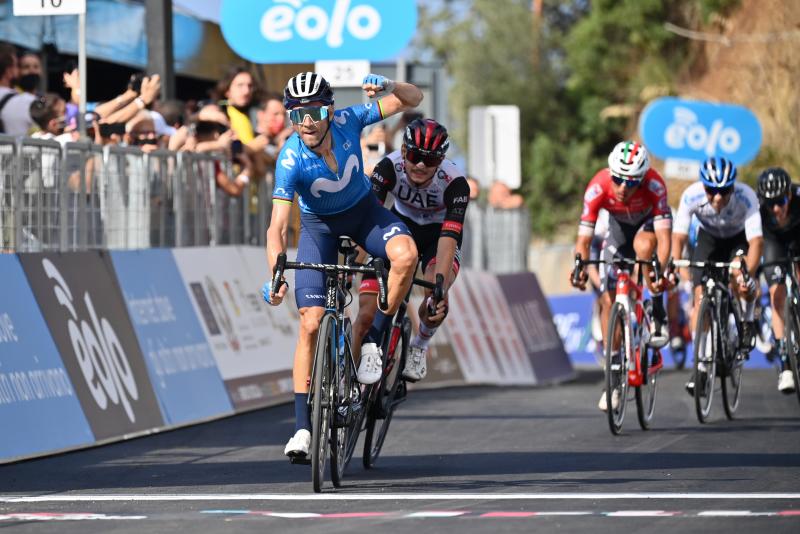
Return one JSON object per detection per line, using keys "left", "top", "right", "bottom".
{"left": 0, "top": 246, "right": 571, "bottom": 464}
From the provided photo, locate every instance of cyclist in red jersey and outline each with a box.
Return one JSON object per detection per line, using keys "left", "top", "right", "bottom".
{"left": 570, "top": 141, "right": 673, "bottom": 411}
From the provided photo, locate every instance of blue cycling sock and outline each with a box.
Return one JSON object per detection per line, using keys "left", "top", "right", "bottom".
{"left": 364, "top": 309, "right": 392, "bottom": 345}
{"left": 294, "top": 393, "right": 310, "bottom": 433}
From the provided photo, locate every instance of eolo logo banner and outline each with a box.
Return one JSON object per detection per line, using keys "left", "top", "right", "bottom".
{"left": 221, "top": 0, "right": 417, "bottom": 63}
{"left": 639, "top": 97, "right": 762, "bottom": 165}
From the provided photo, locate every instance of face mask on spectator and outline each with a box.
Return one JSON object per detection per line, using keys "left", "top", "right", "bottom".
{"left": 18, "top": 73, "right": 40, "bottom": 92}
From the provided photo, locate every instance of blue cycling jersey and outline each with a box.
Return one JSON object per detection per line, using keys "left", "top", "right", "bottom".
{"left": 273, "top": 103, "right": 384, "bottom": 215}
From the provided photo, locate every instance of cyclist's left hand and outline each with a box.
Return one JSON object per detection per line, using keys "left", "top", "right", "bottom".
{"left": 262, "top": 279, "right": 288, "bottom": 306}
{"left": 362, "top": 74, "right": 395, "bottom": 98}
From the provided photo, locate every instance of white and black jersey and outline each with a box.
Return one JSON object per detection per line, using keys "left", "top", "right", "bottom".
{"left": 370, "top": 151, "right": 470, "bottom": 242}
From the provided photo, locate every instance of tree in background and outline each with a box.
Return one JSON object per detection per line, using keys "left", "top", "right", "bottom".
{"left": 415, "top": 0, "right": 773, "bottom": 238}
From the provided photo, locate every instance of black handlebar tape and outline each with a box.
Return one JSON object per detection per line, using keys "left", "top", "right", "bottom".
{"left": 571, "top": 253, "right": 584, "bottom": 285}
{"left": 271, "top": 252, "right": 287, "bottom": 296}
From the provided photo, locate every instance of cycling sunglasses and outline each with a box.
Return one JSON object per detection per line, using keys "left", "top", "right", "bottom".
{"left": 287, "top": 105, "right": 329, "bottom": 125}
{"left": 704, "top": 185, "right": 734, "bottom": 197}
{"left": 611, "top": 174, "right": 642, "bottom": 187}
{"left": 765, "top": 195, "right": 789, "bottom": 208}
{"left": 405, "top": 147, "right": 444, "bottom": 167}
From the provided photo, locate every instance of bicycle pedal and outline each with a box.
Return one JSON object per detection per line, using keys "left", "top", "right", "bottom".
{"left": 289, "top": 455, "right": 311, "bottom": 465}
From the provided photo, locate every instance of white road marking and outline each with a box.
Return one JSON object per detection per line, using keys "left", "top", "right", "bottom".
{"left": 2, "top": 493, "right": 800, "bottom": 503}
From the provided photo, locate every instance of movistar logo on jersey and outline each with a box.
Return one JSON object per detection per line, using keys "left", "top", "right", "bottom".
{"left": 310, "top": 154, "right": 359, "bottom": 197}
{"left": 220, "top": 0, "right": 417, "bottom": 63}
{"left": 639, "top": 97, "right": 762, "bottom": 165}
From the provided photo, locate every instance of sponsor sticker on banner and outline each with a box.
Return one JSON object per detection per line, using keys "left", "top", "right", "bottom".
{"left": 172, "top": 248, "right": 294, "bottom": 410}
{"left": 18, "top": 252, "right": 165, "bottom": 440}
{"left": 0, "top": 255, "right": 94, "bottom": 462}
{"left": 496, "top": 273, "right": 574, "bottom": 383}
{"left": 547, "top": 293, "right": 599, "bottom": 368}
{"left": 110, "top": 250, "right": 233, "bottom": 424}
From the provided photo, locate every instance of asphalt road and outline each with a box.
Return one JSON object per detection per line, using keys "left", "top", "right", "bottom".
{"left": 1, "top": 369, "right": 799, "bottom": 533}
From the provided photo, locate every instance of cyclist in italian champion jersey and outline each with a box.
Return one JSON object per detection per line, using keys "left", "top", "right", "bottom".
{"left": 263, "top": 72, "right": 422, "bottom": 460}
{"left": 570, "top": 141, "right": 672, "bottom": 411}
{"left": 354, "top": 119, "right": 470, "bottom": 382}
{"left": 672, "top": 157, "right": 763, "bottom": 395}
{"left": 756, "top": 167, "right": 800, "bottom": 394}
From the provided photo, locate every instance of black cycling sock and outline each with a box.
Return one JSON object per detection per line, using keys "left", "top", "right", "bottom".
{"left": 652, "top": 293, "right": 666, "bottom": 324}
{"left": 294, "top": 393, "right": 310, "bottom": 433}
{"left": 364, "top": 309, "right": 392, "bottom": 345}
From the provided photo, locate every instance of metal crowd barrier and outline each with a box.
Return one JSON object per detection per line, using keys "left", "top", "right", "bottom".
{"left": 1, "top": 137, "right": 261, "bottom": 252}
{"left": 1, "top": 137, "right": 532, "bottom": 273}
{"left": 461, "top": 203, "right": 531, "bottom": 273}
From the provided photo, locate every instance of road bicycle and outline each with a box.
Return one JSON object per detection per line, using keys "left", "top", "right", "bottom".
{"left": 572, "top": 254, "right": 665, "bottom": 434}
{"left": 759, "top": 255, "right": 800, "bottom": 406}
{"left": 271, "top": 238, "right": 386, "bottom": 493}
{"left": 673, "top": 258, "right": 753, "bottom": 423}
{"left": 360, "top": 270, "right": 443, "bottom": 469}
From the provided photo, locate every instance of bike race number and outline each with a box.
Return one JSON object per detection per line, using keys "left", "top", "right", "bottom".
{"left": 13, "top": 0, "right": 86, "bottom": 16}
{"left": 638, "top": 97, "right": 762, "bottom": 166}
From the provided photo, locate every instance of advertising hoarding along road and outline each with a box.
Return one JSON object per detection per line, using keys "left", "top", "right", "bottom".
{"left": 496, "top": 272, "right": 575, "bottom": 384}
{"left": 220, "top": 0, "right": 417, "bottom": 63}
{"left": 172, "top": 247, "right": 293, "bottom": 410}
{"left": 18, "top": 252, "right": 165, "bottom": 440}
{"left": 0, "top": 255, "right": 94, "bottom": 462}
{"left": 110, "top": 250, "right": 234, "bottom": 424}
{"left": 639, "top": 97, "right": 762, "bottom": 165}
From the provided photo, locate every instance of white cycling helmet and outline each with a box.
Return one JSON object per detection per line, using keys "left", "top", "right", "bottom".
{"left": 608, "top": 141, "right": 650, "bottom": 179}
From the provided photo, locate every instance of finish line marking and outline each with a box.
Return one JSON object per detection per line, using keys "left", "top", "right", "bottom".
{"left": 3, "top": 493, "right": 800, "bottom": 503}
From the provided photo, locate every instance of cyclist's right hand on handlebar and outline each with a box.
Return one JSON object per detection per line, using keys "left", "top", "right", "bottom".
{"left": 262, "top": 279, "right": 287, "bottom": 306}
{"left": 569, "top": 268, "right": 588, "bottom": 290}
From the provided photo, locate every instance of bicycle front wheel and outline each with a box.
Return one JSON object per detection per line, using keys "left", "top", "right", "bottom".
{"left": 363, "top": 318, "right": 410, "bottom": 469}
{"left": 311, "top": 314, "right": 335, "bottom": 493}
{"left": 721, "top": 308, "right": 743, "bottom": 420}
{"left": 604, "top": 302, "right": 628, "bottom": 435}
{"left": 694, "top": 297, "right": 716, "bottom": 423}
{"left": 784, "top": 294, "right": 800, "bottom": 406}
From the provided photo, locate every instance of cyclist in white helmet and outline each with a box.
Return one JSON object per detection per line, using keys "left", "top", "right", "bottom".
{"left": 672, "top": 157, "right": 763, "bottom": 396}
{"left": 570, "top": 140, "right": 673, "bottom": 412}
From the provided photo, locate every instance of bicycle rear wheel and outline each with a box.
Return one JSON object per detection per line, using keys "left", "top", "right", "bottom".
{"left": 694, "top": 297, "right": 716, "bottom": 423}
{"left": 784, "top": 294, "right": 800, "bottom": 406}
{"left": 311, "top": 315, "right": 335, "bottom": 493}
{"left": 722, "top": 307, "right": 743, "bottom": 420}
{"left": 604, "top": 302, "right": 628, "bottom": 435}
{"left": 363, "top": 318, "right": 410, "bottom": 469}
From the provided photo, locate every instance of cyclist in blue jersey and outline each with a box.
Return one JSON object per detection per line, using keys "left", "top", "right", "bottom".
{"left": 263, "top": 72, "right": 423, "bottom": 461}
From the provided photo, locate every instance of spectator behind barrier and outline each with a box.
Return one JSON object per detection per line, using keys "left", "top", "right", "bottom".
{"left": 29, "top": 93, "right": 67, "bottom": 140}
{"left": 361, "top": 124, "right": 387, "bottom": 175}
{"left": 125, "top": 110, "right": 161, "bottom": 153}
{"left": 0, "top": 42, "right": 35, "bottom": 135}
{"left": 186, "top": 104, "right": 252, "bottom": 197}
{"left": 17, "top": 52, "right": 42, "bottom": 95}
{"left": 214, "top": 66, "right": 258, "bottom": 144}
{"left": 253, "top": 93, "right": 292, "bottom": 163}
{"left": 487, "top": 180, "right": 524, "bottom": 209}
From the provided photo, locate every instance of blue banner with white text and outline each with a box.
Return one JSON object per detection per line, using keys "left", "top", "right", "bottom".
{"left": 110, "top": 250, "right": 233, "bottom": 424}
{"left": 0, "top": 255, "right": 94, "bottom": 460}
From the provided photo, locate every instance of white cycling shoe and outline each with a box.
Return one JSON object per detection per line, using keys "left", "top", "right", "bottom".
{"left": 778, "top": 370, "right": 795, "bottom": 394}
{"left": 357, "top": 343, "right": 383, "bottom": 385}
{"left": 402, "top": 345, "right": 428, "bottom": 382}
{"left": 284, "top": 429, "right": 311, "bottom": 458}
{"left": 598, "top": 389, "right": 620, "bottom": 412}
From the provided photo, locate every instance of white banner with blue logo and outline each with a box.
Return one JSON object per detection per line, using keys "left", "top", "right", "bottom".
{"left": 0, "top": 255, "right": 94, "bottom": 462}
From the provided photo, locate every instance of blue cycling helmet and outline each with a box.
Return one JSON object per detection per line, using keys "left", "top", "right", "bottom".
{"left": 699, "top": 157, "right": 737, "bottom": 188}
